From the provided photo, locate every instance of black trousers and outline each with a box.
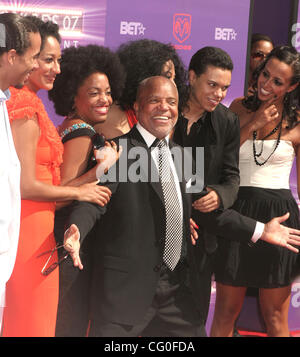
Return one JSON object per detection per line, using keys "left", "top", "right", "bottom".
{"left": 89, "top": 263, "right": 206, "bottom": 337}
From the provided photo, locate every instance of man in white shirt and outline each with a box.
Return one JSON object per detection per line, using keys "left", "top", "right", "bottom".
{"left": 0, "top": 13, "right": 41, "bottom": 330}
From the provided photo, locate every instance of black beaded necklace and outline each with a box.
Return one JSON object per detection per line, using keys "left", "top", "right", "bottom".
{"left": 252, "top": 112, "right": 284, "bottom": 166}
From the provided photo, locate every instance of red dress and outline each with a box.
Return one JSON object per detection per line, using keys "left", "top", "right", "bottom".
{"left": 125, "top": 108, "right": 138, "bottom": 128}
{"left": 2, "top": 86, "right": 63, "bottom": 337}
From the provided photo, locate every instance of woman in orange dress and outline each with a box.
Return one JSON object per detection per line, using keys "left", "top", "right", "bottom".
{"left": 2, "top": 18, "right": 111, "bottom": 337}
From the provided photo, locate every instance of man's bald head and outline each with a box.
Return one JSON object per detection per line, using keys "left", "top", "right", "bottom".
{"left": 136, "top": 75, "right": 178, "bottom": 102}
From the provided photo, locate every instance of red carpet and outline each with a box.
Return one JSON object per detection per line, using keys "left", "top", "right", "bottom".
{"left": 238, "top": 329, "right": 300, "bottom": 337}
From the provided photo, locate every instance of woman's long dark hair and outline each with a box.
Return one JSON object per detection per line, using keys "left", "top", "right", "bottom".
{"left": 243, "top": 46, "right": 300, "bottom": 128}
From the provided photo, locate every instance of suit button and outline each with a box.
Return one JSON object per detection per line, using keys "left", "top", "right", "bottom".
{"left": 153, "top": 264, "right": 161, "bottom": 272}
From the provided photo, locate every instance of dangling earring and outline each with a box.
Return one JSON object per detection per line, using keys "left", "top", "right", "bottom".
{"left": 253, "top": 88, "right": 258, "bottom": 101}
{"left": 251, "top": 86, "right": 261, "bottom": 111}
{"left": 290, "top": 94, "right": 299, "bottom": 111}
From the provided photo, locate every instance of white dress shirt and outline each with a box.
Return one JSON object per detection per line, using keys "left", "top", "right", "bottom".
{"left": 136, "top": 123, "right": 183, "bottom": 219}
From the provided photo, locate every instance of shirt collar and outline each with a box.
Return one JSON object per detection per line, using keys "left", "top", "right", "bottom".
{"left": 0, "top": 88, "right": 11, "bottom": 102}
{"left": 180, "top": 110, "right": 208, "bottom": 123}
{"left": 136, "top": 122, "right": 170, "bottom": 148}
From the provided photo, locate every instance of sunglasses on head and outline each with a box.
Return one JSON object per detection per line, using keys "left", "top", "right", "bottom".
{"left": 251, "top": 51, "right": 268, "bottom": 60}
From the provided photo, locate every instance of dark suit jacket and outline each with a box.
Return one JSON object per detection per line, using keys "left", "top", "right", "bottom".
{"left": 67, "top": 126, "right": 256, "bottom": 326}
{"left": 173, "top": 103, "right": 241, "bottom": 254}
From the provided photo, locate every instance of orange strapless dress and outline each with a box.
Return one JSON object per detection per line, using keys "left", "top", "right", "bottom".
{"left": 2, "top": 86, "right": 63, "bottom": 337}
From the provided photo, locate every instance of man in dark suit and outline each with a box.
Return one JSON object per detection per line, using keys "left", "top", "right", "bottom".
{"left": 173, "top": 46, "right": 243, "bottom": 326}
{"left": 64, "top": 76, "right": 300, "bottom": 337}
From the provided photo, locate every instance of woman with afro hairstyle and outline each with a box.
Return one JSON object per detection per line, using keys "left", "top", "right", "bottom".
{"left": 48, "top": 44, "right": 125, "bottom": 336}
{"left": 95, "top": 38, "right": 188, "bottom": 139}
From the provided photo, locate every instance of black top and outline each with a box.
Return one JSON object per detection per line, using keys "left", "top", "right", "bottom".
{"left": 54, "top": 126, "right": 101, "bottom": 246}
{"left": 61, "top": 126, "right": 102, "bottom": 172}
{"left": 173, "top": 112, "right": 216, "bottom": 185}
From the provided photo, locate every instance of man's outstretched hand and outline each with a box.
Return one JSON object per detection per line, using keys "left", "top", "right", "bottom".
{"left": 261, "top": 212, "right": 300, "bottom": 253}
{"left": 64, "top": 224, "right": 83, "bottom": 270}
{"left": 190, "top": 212, "right": 300, "bottom": 252}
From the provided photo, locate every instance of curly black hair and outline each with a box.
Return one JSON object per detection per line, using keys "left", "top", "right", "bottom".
{"left": 48, "top": 45, "right": 125, "bottom": 116}
{"left": 182, "top": 46, "right": 234, "bottom": 111}
{"left": 243, "top": 45, "right": 300, "bottom": 128}
{"left": 0, "top": 13, "right": 39, "bottom": 56}
{"left": 25, "top": 16, "right": 61, "bottom": 51}
{"left": 116, "top": 39, "right": 188, "bottom": 112}
{"left": 188, "top": 46, "right": 233, "bottom": 75}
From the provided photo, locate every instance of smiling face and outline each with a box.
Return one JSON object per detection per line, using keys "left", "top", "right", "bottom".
{"left": 12, "top": 31, "right": 41, "bottom": 88}
{"left": 74, "top": 72, "right": 113, "bottom": 125}
{"left": 27, "top": 36, "right": 61, "bottom": 92}
{"left": 134, "top": 76, "right": 178, "bottom": 139}
{"left": 257, "top": 57, "right": 298, "bottom": 102}
{"left": 188, "top": 65, "right": 231, "bottom": 115}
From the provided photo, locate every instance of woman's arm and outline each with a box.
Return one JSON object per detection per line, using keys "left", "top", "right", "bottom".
{"left": 60, "top": 135, "right": 121, "bottom": 187}
{"left": 229, "top": 98, "right": 253, "bottom": 146}
{"left": 59, "top": 135, "right": 96, "bottom": 186}
{"left": 11, "top": 115, "right": 111, "bottom": 205}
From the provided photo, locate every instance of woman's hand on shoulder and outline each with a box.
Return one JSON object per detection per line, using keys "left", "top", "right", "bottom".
{"left": 94, "top": 140, "right": 123, "bottom": 179}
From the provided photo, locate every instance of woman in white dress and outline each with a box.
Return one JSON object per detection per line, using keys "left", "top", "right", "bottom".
{"left": 211, "top": 46, "right": 300, "bottom": 337}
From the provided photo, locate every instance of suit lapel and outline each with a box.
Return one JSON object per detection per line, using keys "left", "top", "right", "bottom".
{"left": 202, "top": 113, "right": 217, "bottom": 181}
{"left": 170, "top": 141, "right": 190, "bottom": 227}
{"left": 128, "top": 128, "right": 190, "bottom": 217}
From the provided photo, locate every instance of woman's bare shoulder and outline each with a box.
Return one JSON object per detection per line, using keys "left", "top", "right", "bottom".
{"left": 58, "top": 118, "right": 86, "bottom": 134}
{"left": 229, "top": 97, "right": 245, "bottom": 115}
